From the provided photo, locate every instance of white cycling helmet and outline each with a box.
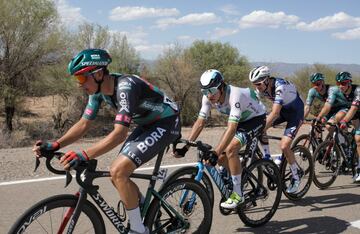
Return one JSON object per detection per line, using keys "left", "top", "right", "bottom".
{"left": 200, "top": 69, "right": 224, "bottom": 89}
{"left": 249, "top": 66, "right": 270, "bottom": 83}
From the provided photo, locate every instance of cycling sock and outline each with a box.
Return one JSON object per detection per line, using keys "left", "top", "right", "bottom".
{"left": 290, "top": 163, "right": 300, "bottom": 181}
{"left": 260, "top": 143, "right": 271, "bottom": 157}
{"left": 127, "top": 206, "right": 145, "bottom": 233}
{"left": 231, "top": 174, "right": 242, "bottom": 195}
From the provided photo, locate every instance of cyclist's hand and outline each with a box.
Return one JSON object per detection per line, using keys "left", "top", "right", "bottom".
{"left": 173, "top": 145, "right": 189, "bottom": 158}
{"left": 60, "top": 150, "right": 89, "bottom": 170}
{"left": 339, "top": 120, "right": 348, "bottom": 130}
{"left": 33, "top": 140, "right": 60, "bottom": 158}
{"left": 204, "top": 150, "right": 218, "bottom": 166}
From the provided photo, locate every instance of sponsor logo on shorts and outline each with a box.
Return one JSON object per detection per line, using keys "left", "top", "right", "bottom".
{"left": 137, "top": 127, "right": 167, "bottom": 153}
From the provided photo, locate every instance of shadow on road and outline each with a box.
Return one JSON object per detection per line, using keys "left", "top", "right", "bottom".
{"left": 236, "top": 216, "right": 349, "bottom": 234}
{"left": 277, "top": 192, "right": 360, "bottom": 212}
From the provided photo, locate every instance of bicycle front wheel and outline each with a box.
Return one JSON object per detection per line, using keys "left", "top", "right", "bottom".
{"left": 9, "top": 194, "right": 105, "bottom": 234}
{"left": 313, "top": 140, "right": 341, "bottom": 189}
{"left": 238, "top": 159, "right": 282, "bottom": 227}
{"left": 144, "top": 178, "right": 212, "bottom": 234}
{"left": 292, "top": 134, "right": 317, "bottom": 155}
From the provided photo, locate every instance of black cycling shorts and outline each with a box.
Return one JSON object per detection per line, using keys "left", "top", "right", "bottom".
{"left": 119, "top": 115, "right": 181, "bottom": 167}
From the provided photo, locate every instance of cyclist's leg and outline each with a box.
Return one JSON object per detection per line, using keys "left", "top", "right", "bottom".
{"left": 111, "top": 115, "right": 181, "bottom": 233}
{"left": 326, "top": 108, "right": 347, "bottom": 136}
{"left": 352, "top": 114, "right": 360, "bottom": 181}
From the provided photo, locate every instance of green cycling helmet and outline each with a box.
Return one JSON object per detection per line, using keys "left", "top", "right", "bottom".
{"left": 309, "top": 73, "right": 324, "bottom": 83}
{"left": 335, "top": 71, "right": 352, "bottom": 82}
{"left": 67, "top": 49, "right": 112, "bottom": 75}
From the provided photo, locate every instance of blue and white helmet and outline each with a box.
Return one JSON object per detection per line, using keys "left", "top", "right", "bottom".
{"left": 249, "top": 66, "right": 270, "bottom": 83}
{"left": 200, "top": 69, "right": 224, "bottom": 89}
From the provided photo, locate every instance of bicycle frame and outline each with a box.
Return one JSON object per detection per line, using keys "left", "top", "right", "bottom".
{"left": 48, "top": 149, "right": 188, "bottom": 234}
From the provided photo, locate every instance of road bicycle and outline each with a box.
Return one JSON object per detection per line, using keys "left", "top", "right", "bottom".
{"left": 264, "top": 134, "right": 314, "bottom": 201}
{"left": 9, "top": 148, "right": 212, "bottom": 234}
{"left": 312, "top": 122, "right": 359, "bottom": 189}
{"left": 161, "top": 138, "right": 282, "bottom": 228}
{"left": 291, "top": 118, "right": 325, "bottom": 154}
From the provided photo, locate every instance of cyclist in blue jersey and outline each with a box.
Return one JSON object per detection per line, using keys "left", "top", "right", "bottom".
{"left": 33, "top": 49, "right": 180, "bottom": 234}
{"left": 322, "top": 72, "right": 360, "bottom": 181}
{"left": 173, "top": 69, "right": 267, "bottom": 209}
{"left": 249, "top": 66, "right": 304, "bottom": 193}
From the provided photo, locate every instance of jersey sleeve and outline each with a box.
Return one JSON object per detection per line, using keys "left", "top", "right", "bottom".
{"left": 198, "top": 95, "right": 211, "bottom": 119}
{"left": 352, "top": 86, "right": 360, "bottom": 108}
{"left": 306, "top": 88, "right": 316, "bottom": 106}
{"left": 228, "top": 93, "right": 242, "bottom": 123}
{"left": 114, "top": 78, "right": 140, "bottom": 127}
{"left": 326, "top": 86, "right": 337, "bottom": 106}
{"left": 82, "top": 94, "right": 102, "bottom": 120}
{"left": 274, "top": 85, "right": 285, "bottom": 105}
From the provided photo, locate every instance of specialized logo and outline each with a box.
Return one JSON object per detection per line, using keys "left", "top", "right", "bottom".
{"left": 137, "top": 127, "right": 167, "bottom": 153}
{"left": 81, "top": 61, "right": 108, "bottom": 66}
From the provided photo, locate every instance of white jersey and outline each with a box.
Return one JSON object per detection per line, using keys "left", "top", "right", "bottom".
{"left": 199, "top": 85, "right": 266, "bottom": 123}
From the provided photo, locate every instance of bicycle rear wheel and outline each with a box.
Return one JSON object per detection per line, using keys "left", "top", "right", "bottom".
{"left": 313, "top": 140, "right": 341, "bottom": 189}
{"left": 144, "top": 178, "right": 212, "bottom": 234}
{"left": 9, "top": 194, "right": 105, "bottom": 234}
{"left": 238, "top": 159, "right": 282, "bottom": 227}
{"left": 281, "top": 145, "right": 314, "bottom": 200}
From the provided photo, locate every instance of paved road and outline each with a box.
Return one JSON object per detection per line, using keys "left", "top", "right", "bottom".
{"left": 1, "top": 165, "right": 360, "bottom": 234}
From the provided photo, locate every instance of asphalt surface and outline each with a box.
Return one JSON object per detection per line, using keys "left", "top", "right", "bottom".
{"left": 1, "top": 126, "right": 360, "bottom": 233}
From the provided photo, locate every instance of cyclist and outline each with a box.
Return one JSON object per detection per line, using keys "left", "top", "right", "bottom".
{"left": 249, "top": 65, "right": 304, "bottom": 193}
{"left": 325, "top": 72, "right": 360, "bottom": 181}
{"left": 32, "top": 49, "right": 180, "bottom": 234}
{"left": 174, "top": 69, "right": 267, "bottom": 209}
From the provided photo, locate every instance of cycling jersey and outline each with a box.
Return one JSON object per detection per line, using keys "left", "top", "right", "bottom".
{"left": 256, "top": 77, "right": 304, "bottom": 139}
{"left": 327, "top": 85, "right": 360, "bottom": 110}
{"left": 199, "top": 85, "right": 266, "bottom": 123}
{"left": 82, "top": 74, "right": 179, "bottom": 127}
{"left": 306, "top": 85, "right": 331, "bottom": 106}
{"left": 82, "top": 73, "right": 180, "bottom": 167}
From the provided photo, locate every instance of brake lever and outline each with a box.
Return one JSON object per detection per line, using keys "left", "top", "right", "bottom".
{"left": 65, "top": 171, "right": 72, "bottom": 187}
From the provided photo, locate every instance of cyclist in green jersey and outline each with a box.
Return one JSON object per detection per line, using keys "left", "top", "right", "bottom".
{"left": 33, "top": 49, "right": 181, "bottom": 234}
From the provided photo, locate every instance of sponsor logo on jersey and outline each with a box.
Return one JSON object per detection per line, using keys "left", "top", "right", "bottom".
{"left": 137, "top": 127, "right": 167, "bottom": 153}
{"left": 85, "top": 108, "right": 93, "bottom": 116}
{"left": 235, "top": 102, "right": 241, "bottom": 108}
{"left": 115, "top": 114, "right": 131, "bottom": 123}
{"left": 140, "top": 101, "right": 164, "bottom": 112}
{"left": 119, "top": 81, "right": 132, "bottom": 90}
{"left": 119, "top": 92, "right": 129, "bottom": 112}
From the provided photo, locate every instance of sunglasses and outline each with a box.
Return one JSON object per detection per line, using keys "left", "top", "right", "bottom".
{"left": 312, "top": 81, "right": 323, "bottom": 87}
{"left": 201, "top": 86, "right": 220, "bottom": 96}
{"left": 336, "top": 80, "right": 351, "bottom": 86}
{"left": 75, "top": 68, "right": 103, "bottom": 85}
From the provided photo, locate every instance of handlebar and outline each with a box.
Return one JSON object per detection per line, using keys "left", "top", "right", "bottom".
{"left": 173, "top": 139, "right": 213, "bottom": 160}
{"left": 34, "top": 151, "right": 96, "bottom": 187}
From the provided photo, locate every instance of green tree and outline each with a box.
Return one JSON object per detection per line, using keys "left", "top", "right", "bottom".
{"left": 75, "top": 22, "right": 111, "bottom": 50}
{"left": 0, "top": 0, "right": 65, "bottom": 132}
{"left": 109, "top": 33, "right": 140, "bottom": 74}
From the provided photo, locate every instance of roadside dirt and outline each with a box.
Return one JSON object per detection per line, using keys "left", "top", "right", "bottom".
{"left": 0, "top": 125, "right": 311, "bottom": 182}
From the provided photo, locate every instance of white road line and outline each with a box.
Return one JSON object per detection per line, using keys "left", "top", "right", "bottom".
{"left": 0, "top": 154, "right": 283, "bottom": 187}
{"left": 351, "top": 220, "right": 360, "bottom": 229}
{"left": 0, "top": 162, "right": 197, "bottom": 186}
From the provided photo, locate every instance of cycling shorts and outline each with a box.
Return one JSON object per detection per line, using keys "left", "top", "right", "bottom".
{"left": 119, "top": 115, "right": 181, "bottom": 167}
{"left": 273, "top": 108, "right": 304, "bottom": 140}
{"left": 326, "top": 106, "right": 348, "bottom": 121}
{"left": 234, "top": 114, "right": 266, "bottom": 145}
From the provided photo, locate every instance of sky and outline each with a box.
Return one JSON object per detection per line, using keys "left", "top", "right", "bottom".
{"left": 55, "top": 0, "right": 360, "bottom": 64}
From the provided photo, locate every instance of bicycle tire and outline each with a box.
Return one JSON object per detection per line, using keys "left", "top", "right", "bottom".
{"left": 238, "top": 159, "right": 282, "bottom": 227}
{"left": 281, "top": 145, "right": 314, "bottom": 200}
{"left": 313, "top": 140, "right": 341, "bottom": 189}
{"left": 160, "top": 166, "right": 215, "bottom": 207}
{"left": 144, "top": 178, "right": 212, "bottom": 234}
{"left": 292, "top": 134, "right": 317, "bottom": 154}
{"left": 9, "top": 194, "right": 106, "bottom": 234}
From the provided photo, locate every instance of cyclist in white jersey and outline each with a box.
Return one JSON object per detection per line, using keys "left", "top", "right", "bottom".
{"left": 249, "top": 66, "right": 304, "bottom": 193}
{"left": 173, "top": 69, "right": 267, "bottom": 209}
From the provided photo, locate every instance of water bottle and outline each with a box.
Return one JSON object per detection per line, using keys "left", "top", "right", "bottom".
{"left": 218, "top": 166, "right": 228, "bottom": 180}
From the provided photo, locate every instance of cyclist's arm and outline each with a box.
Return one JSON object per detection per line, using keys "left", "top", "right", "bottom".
{"left": 264, "top": 103, "right": 281, "bottom": 131}
{"left": 85, "top": 124, "right": 128, "bottom": 159}
{"left": 342, "top": 105, "right": 358, "bottom": 123}
{"left": 317, "top": 102, "right": 332, "bottom": 119}
{"left": 57, "top": 117, "right": 92, "bottom": 148}
{"left": 187, "top": 117, "right": 206, "bottom": 142}
{"left": 214, "top": 121, "right": 238, "bottom": 155}
{"left": 304, "top": 104, "right": 311, "bottom": 119}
